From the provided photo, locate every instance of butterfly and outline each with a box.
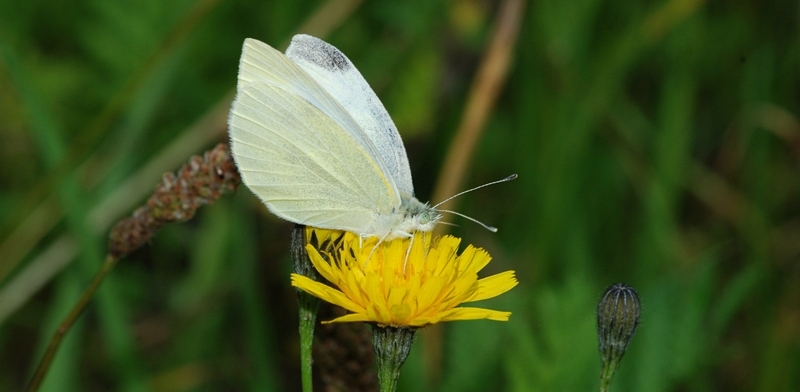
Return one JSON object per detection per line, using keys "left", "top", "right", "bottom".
{"left": 228, "top": 34, "right": 441, "bottom": 241}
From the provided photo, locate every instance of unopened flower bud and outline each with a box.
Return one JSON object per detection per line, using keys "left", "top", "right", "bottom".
{"left": 597, "top": 283, "right": 641, "bottom": 391}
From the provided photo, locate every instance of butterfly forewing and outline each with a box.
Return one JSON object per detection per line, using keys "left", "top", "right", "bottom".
{"left": 285, "top": 35, "right": 415, "bottom": 198}
{"left": 237, "top": 39, "right": 395, "bottom": 190}
{"left": 229, "top": 40, "right": 401, "bottom": 233}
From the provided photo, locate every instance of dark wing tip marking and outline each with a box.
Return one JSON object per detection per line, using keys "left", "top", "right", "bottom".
{"left": 290, "top": 36, "right": 350, "bottom": 72}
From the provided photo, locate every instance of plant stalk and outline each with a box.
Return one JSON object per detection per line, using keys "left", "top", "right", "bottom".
{"left": 291, "top": 225, "right": 319, "bottom": 392}
{"left": 26, "top": 254, "right": 119, "bottom": 392}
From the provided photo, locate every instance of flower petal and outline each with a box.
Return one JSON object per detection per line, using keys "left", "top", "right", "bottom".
{"left": 322, "top": 313, "right": 372, "bottom": 324}
{"left": 465, "top": 271, "right": 519, "bottom": 302}
{"left": 304, "top": 245, "right": 339, "bottom": 284}
{"left": 290, "top": 274, "right": 364, "bottom": 313}
{"left": 438, "top": 307, "right": 512, "bottom": 322}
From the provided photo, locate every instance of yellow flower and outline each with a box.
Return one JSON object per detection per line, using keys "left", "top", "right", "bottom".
{"left": 291, "top": 228, "right": 518, "bottom": 327}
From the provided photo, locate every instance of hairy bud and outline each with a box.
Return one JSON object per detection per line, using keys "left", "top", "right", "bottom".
{"left": 597, "top": 283, "right": 641, "bottom": 391}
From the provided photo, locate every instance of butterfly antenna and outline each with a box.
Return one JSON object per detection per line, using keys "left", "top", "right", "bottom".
{"left": 432, "top": 174, "right": 518, "bottom": 209}
{"left": 439, "top": 209, "right": 498, "bottom": 232}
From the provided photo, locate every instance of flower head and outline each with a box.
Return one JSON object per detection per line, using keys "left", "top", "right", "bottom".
{"left": 291, "top": 228, "right": 518, "bottom": 327}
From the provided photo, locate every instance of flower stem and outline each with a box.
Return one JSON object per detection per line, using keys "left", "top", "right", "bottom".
{"left": 291, "top": 225, "right": 319, "bottom": 392}
{"left": 599, "top": 356, "right": 621, "bottom": 392}
{"left": 26, "top": 254, "right": 119, "bottom": 392}
{"left": 372, "top": 326, "right": 416, "bottom": 392}
{"left": 297, "top": 292, "right": 319, "bottom": 392}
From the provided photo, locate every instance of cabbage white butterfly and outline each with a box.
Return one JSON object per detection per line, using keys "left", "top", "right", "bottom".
{"left": 228, "top": 35, "right": 513, "bottom": 240}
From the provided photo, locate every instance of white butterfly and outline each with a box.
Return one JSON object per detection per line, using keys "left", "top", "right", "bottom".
{"left": 228, "top": 34, "right": 440, "bottom": 240}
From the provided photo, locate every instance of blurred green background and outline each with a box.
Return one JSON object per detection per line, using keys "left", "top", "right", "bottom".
{"left": 1, "top": 0, "right": 799, "bottom": 391}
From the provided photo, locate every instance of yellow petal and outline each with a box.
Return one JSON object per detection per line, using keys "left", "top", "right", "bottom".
{"left": 464, "top": 246, "right": 492, "bottom": 274}
{"left": 290, "top": 274, "right": 364, "bottom": 313}
{"left": 417, "top": 276, "right": 445, "bottom": 311}
{"left": 466, "top": 271, "right": 519, "bottom": 302}
{"left": 322, "top": 313, "right": 371, "bottom": 324}
{"left": 305, "top": 245, "right": 339, "bottom": 284}
{"left": 438, "top": 307, "right": 512, "bottom": 322}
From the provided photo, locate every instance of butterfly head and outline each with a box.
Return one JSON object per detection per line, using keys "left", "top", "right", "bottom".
{"left": 392, "top": 196, "right": 441, "bottom": 236}
{"left": 408, "top": 203, "right": 442, "bottom": 232}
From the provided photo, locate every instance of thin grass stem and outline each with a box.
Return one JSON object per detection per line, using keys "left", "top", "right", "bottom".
{"left": 26, "top": 254, "right": 120, "bottom": 392}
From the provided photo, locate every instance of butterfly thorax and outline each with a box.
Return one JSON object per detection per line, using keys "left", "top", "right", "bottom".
{"left": 367, "top": 194, "right": 441, "bottom": 240}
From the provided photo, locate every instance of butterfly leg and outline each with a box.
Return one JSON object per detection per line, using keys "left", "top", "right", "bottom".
{"left": 402, "top": 233, "right": 415, "bottom": 274}
{"left": 364, "top": 230, "right": 393, "bottom": 268}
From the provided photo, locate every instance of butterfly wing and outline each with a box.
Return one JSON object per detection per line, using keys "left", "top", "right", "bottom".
{"left": 229, "top": 39, "right": 400, "bottom": 233}
{"left": 285, "top": 34, "right": 415, "bottom": 198}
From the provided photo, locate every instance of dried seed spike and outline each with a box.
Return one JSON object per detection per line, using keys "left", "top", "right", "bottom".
{"left": 108, "top": 143, "right": 240, "bottom": 257}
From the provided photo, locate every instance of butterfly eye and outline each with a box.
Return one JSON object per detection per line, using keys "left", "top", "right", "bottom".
{"left": 419, "top": 211, "right": 432, "bottom": 224}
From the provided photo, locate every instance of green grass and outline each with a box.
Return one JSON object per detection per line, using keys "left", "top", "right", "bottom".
{"left": 1, "top": 0, "right": 799, "bottom": 391}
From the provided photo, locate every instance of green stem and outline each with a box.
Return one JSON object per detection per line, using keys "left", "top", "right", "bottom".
{"left": 291, "top": 225, "right": 319, "bottom": 392}
{"left": 372, "top": 326, "right": 416, "bottom": 392}
{"left": 297, "top": 292, "right": 320, "bottom": 392}
{"left": 26, "top": 254, "right": 120, "bottom": 392}
{"left": 599, "top": 357, "right": 621, "bottom": 392}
